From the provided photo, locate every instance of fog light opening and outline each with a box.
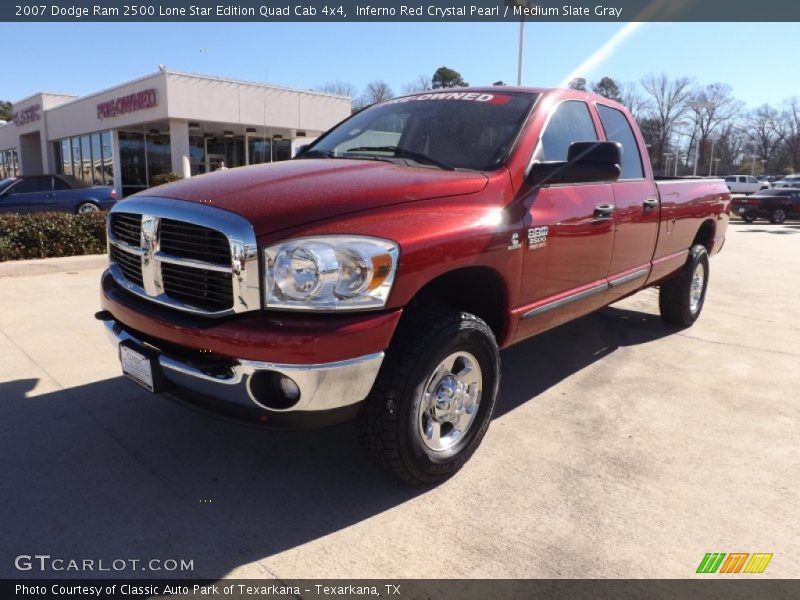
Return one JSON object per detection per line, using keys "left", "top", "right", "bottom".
{"left": 277, "top": 375, "right": 301, "bottom": 402}
{"left": 249, "top": 371, "right": 302, "bottom": 410}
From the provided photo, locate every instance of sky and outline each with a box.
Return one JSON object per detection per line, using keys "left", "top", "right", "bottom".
{"left": 1, "top": 21, "right": 798, "bottom": 109}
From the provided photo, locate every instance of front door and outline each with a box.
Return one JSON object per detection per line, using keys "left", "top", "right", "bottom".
{"left": 515, "top": 100, "right": 616, "bottom": 340}
{"left": 0, "top": 176, "right": 54, "bottom": 214}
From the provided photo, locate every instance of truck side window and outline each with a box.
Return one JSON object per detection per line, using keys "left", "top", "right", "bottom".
{"left": 725, "top": 176, "right": 735, "bottom": 183}
{"left": 597, "top": 104, "right": 644, "bottom": 180}
{"left": 537, "top": 101, "right": 597, "bottom": 162}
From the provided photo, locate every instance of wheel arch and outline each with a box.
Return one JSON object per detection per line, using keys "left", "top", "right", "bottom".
{"left": 693, "top": 219, "right": 716, "bottom": 252}
{"left": 403, "top": 266, "right": 509, "bottom": 344}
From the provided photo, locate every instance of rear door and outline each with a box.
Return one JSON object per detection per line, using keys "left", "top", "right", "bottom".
{"left": 596, "top": 103, "right": 659, "bottom": 301}
{"left": 515, "top": 99, "right": 616, "bottom": 339}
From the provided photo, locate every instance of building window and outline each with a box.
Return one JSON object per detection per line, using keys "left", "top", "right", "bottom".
{"left": 53, "top": 130, "right": 114, "bottom": 188}
{"left": 117, "top": 131, "right": 172, "bottom": 197}
{"left": 0, "top": 149, "right": 20, "bottom": 179}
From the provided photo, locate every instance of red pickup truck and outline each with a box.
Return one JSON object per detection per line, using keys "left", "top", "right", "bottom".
{"left": 99, "top": 87, "right": 730, "bottom": 484}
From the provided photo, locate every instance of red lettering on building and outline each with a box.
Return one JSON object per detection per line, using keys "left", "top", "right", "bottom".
{"left": 12, "top": 104, "right": 41, "bottom": 126}
{"left": 96, "top": 89, "right": 158, "bottom": 119}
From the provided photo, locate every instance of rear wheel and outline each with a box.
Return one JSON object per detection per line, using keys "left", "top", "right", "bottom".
{"left": 659, "top": 244, "right": 709, "bottom": 327}
{"left": 358, "top": 309, "right": 500, "bottom": 485}
{"left": 770, "top": 207, "right": 787, "bottom": 224}
{"left": 76, "top": 202, "right": 99, "bottom": 215}
{"left": 742, "top": 212, "right": 757, "bottom": 223}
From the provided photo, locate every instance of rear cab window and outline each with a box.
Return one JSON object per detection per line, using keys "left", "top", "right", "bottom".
{"left": 596, "top": 104, "right": 644, "bottom": 180}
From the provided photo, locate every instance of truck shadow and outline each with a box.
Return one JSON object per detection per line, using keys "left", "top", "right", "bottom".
{"left": 496, "top": 305, "right": 677, "bottom": 417}
{"left": 0, "top": 305, "right": 674, "bottom": 580}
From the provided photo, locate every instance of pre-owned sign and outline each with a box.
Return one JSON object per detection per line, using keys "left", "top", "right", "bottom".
{"left": 12, "top": 104, "right": 41, "bottom": 126}
{"left": 97, "top": 89, "right": 157, "bottom": 119}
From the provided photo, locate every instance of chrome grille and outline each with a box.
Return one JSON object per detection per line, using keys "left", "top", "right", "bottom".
{"left": 109, "top": 212, "right": 142, "bottom": 246}
{"left": 109, "top": 244, "right": 144, "bottom": 287}
{"left": 160, "top": 218, "right": 231, "bottom": 265}
{"left": 106, "top": 197, "right": 260, "bottom": 317}
{"left": 161, "top": 262, "right": 233, "bottom": 312}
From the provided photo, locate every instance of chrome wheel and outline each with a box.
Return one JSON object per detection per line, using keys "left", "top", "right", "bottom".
{"left": 772, "top": 208, "right": 787, "bottom": 224}
{"left": 689, "top": 263, "right": 705, "bottom": 314}
{"left": 77, "top": 202, "right": 99, "bottom": 215}
{"left": 417, "top": 351, "right": 482, "bottom": 452}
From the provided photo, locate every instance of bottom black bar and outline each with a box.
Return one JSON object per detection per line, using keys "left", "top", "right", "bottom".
{"left": 2, "top": 579, "right": 798, "bottom": 600}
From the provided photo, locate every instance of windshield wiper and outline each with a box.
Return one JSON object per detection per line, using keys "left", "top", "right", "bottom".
{"left": 296, "top": 149, "right": 335, "bottom": 158}
{"left": 344, "top": 146, "right": 456, "bottom": 171}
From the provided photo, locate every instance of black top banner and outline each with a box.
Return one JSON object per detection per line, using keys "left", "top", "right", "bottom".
{"left": 3, "top": 0, "right": 800, "bottom": 22}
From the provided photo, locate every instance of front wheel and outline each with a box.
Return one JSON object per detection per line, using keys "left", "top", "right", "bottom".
{"left": 659, "top": 244, "right": 709, "bottom": 327}
{"left": 358, "top": 309, "right": 500, "bottom": 485}
{"left": 770, "top": 207, "right": 787, "bottom": 224}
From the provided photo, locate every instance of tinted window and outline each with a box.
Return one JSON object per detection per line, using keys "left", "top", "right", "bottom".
{"left": 597, "top": 104, "right": 644, "bottom": 179}
{"left": 725, "top": 176, "right": 735, "bottom": 182}
{"left": 538, "top": 101, "right": 598, "bottom": 162}
{"left": 53, "top": 177, "right": 70, "bottom": 191}
{"left": 10, "top": 177, "right": 50, "bottom": 194}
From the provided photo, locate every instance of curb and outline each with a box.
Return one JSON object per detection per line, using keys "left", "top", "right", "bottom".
{"left": 0, "top": 254, "right": 108, "bottom": 278}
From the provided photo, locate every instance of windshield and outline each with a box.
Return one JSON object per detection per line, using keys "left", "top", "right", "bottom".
{"left": 301, "top": 91, "right": 537, "bottom": 171}
{"left": 0, "top": 178, "right": 16, "bottom": 193}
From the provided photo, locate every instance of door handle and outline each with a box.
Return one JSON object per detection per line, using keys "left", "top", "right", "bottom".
{"left": 643, "top": 198, "right": 659, "bottom": 210}
{"left": 594, "top": 203, "right": 615, "bottom": 218}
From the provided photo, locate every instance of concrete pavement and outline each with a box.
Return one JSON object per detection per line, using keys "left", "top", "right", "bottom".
{"left": 0, "top": 221, "right": 798, "bottom": 579}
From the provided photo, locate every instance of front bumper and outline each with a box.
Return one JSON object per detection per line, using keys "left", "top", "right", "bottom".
{"left": 102, "top": 316, "right": 384, "bottom": 427}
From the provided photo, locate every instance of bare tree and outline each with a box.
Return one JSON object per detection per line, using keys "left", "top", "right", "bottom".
{"left": 640, "top": 73, "right": 693, "bottom": 170}
{"left": 315, "top": 81, "right": 357, "bottom": 98}
{"left": 748, "top": 104, "right": 782, "bottom": 172}
{"left": 715, "top": 122, "right": 748, "bottom": 174}
{"left": 777, "top": 98, "right": 800, "bottom": 172}
{"left": 685, "top": 83, "right": 743, "bottom": 172}
{"left": 362, "top": 80, "right": 394, "bottom": 106}
{"left": 619, "top": 82, "right": 650, "bottom": 123}
{"left": 402, "top": 74, "right": 431, "bottom": 95}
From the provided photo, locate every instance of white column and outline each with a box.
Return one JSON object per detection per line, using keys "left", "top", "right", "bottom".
{"left": 111, "top": 130, "right": 123, "bottom": 198}
{"left": 169, "top": 119, "right": 191, "bottom": 179}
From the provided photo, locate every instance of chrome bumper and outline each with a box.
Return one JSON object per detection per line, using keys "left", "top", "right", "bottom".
{"left": 102, "top": 319, "right": 384, "bottom": 414}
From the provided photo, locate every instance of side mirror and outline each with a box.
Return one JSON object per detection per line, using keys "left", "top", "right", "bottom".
{"left": 528, "top": 141, "right": 622, "bottom": 186}
{"left": 294, "top": 144, "right": 309, "bottom": 157}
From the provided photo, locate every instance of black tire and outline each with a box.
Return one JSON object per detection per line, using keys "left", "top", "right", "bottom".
{"left": 769, "top": 207, "right": 787, "bottom": 224}
{"left": 357, "top": 309, "right": 500, "bottom": 486}
{"left": 659, "top": 244, "right": 710, "bottom": 327}
{"left": 742, "top": 212, "right": 757, "bottom": 223}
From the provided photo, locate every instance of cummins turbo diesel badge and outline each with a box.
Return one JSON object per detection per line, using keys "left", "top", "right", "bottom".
{"left": 382, "top": 92, "right": 512, "bottom": 106}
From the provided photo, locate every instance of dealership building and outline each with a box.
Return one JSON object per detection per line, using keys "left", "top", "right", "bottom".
{"left": 0, "top": 69, "right": 351, "bottom": 197}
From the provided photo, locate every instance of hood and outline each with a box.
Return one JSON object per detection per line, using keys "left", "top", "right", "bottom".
{"left": 147, "top": 159, "right": 488, "bottom": 234}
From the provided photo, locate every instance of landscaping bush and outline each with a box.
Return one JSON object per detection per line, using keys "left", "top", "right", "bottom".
{"left": 150, "top": 172, "right": 182, "bottom": 186}
{"left": 0, "top": 211, "right": 108, "bottom": 261}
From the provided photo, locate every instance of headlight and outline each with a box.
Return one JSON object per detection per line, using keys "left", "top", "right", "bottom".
{"left": 264, "top": 236, "right": 399, "bottom": 310}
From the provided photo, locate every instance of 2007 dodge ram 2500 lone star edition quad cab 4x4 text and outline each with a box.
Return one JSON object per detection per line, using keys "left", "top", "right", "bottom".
{"left": 99, "top": 87, "right": 730, "bottom": 484}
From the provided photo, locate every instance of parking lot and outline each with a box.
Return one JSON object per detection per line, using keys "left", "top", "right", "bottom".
{"left": 0, "top": 220, "right": 798, "bottom": 579}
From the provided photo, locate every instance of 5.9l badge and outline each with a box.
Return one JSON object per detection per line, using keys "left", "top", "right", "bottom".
{"left": 528, "top": 226, "right": 549, "bottom": 250}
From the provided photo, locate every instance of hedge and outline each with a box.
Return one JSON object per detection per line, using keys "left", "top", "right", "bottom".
{"left": 0, "top": 212, "right": 108, "bottom": 261}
